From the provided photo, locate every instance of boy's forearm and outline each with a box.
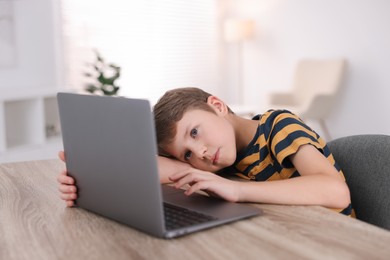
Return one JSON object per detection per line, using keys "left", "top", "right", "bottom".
{"left": 157, "top": 156, "right": 192, "bottom": 184}
{"left": 237, "top": 174, "right": 351, "bottom": 209}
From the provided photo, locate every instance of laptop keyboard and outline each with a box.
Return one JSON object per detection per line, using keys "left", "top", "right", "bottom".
{"left": 163, "top": 203, "right": 218, "bottom": 230}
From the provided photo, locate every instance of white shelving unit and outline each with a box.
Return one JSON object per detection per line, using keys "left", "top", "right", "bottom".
{"left": 0, "top": 88, "right": 64, "bottom": 163}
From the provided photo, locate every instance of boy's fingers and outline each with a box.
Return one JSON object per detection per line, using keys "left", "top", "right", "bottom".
{"left": 59, "top": 169, "right": 67, "bottom": 176}
{"left": 185, "top": 181, "right": 208, "bottom": 196}
{"left": 169, "top": 168, "right": 196, "bottom": 181}
{"left": 60, "top": 193, "right": 77, "bottom": 201}
{"left": 171, "top": 172, "right": 192, "bottom": 188}
{"left": 58, "top": 151, "right": 66, "bottom": 162}
{"left": 57, "top": 172, "right": 74, "bottom": 185}
{"left": 57, "top": 172, "right": 65, "bottom": 183}
{"left": 57, "top": 150, "right": 75, "bottom": 208}
{"left": 169, "top": 172, "right": 184, "bottom": 182}
{"left": 173, "top": 170, "right": 210, "bottom": 188}
{"left": 58, "top": 184, "right": 77, "bottom": 194}
{"left": 66, "top": 200, "right": 74, "bottom": 207}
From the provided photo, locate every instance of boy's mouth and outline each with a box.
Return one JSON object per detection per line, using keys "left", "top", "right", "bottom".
{"left": 212, "top": 148, "right": 220, "bottom": 165}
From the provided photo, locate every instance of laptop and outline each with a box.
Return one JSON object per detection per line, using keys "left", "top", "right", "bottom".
{"left": 57, "top": 92, "right": 261, "bottom": 238}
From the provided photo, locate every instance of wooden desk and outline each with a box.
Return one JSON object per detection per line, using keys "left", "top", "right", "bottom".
{"left": 1, "top": 160, "right": 390, "bottom": 260}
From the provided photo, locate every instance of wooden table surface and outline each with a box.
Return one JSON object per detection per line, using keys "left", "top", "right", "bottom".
{"left": 1, "top": 159, "right": 390, "bottom": 260}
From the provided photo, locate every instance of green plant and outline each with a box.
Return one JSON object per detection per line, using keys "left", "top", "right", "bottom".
{"left": 84, "top": 50, "right": 121, "bottom": 96}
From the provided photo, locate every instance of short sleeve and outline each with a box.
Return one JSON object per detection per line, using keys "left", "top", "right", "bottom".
{"left": 266, "top": 110, "right": 325, "bottom": 168}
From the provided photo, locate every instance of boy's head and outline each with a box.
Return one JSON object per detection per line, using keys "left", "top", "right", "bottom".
{"left": 153, "top": 87, "right": 233, "bottom": 158}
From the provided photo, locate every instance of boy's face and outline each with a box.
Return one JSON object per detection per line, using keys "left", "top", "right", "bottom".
{"left": 165, "top": 99, "right": 237, "bottom": 172}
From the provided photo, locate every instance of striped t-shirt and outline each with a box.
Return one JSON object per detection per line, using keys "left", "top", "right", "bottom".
{"left": 229, "top": 109, "right": 352, "bottom": 215}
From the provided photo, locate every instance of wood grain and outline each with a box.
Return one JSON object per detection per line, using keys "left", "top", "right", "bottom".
{"left": 1, "top": 160, "right": 389, "bottom": 260}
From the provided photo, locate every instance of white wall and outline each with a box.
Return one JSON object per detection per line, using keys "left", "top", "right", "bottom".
{"left": 2, "top": 0, "right": 390, "bottom": 142}
{"left": 222, "top": 0, "right": 390, "bottom": 139}
{"left": 0, "top": 0, "right": 63, "bottom": 90}
{"left": 0, "top": 0, "right": 64, "bottom": 163}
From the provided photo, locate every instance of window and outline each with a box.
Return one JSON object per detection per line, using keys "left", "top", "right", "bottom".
{"left": 61, "top": 0, "right": 219, "bottom": 104}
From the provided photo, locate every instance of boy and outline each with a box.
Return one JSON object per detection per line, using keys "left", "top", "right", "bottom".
{"left": 58, "top": 87, "right": 352, "bottom": 215}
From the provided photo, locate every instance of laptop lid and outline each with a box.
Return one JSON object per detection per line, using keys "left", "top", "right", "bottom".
{"left": 58, "top": 93, "right": 166, "bottom": 237}
{"left": 57, "top": 93, "right": 261, "bottom": 238}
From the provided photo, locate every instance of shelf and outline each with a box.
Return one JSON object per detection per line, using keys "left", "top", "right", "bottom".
{"left": 0, "top": 88, "right": 64, "bottom": 162}
{"left": 4, "top": 98, "right": 45, "bottom": 149}
{"left": 44, "top": 96, "right": 61, "bottom": 139}
{"left": 0, "top": 139, "right": 63, "bottom": 163}
{"left": 0, "top": 88, "right": 60, "bottom": 101}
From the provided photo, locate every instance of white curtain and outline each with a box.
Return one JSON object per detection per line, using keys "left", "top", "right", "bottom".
{"left": 61, "top": 0, "right": 219, "bottom": 104}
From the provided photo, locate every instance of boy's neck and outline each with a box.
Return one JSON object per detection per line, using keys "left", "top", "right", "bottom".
{"left": 226, "top": 114, "right": 259, "bottom": 152}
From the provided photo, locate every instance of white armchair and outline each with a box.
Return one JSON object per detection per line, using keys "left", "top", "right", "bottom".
{"left": 268, "top": 58, "right": 346, "bottom": 140}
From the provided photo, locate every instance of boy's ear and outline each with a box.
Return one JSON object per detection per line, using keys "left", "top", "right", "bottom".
{"left": 207, "top": 96, "right": 228, "bottom": 115}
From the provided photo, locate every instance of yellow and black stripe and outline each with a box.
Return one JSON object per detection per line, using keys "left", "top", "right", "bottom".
{"left": 230, "top": 109, "right": 353, "bottom": 216}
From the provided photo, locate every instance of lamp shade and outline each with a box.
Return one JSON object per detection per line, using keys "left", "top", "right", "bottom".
{"left": 224, "top": 19, "right": 255, "bottom": 42}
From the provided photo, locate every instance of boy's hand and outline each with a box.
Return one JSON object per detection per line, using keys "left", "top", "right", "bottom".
{"left": 169, "top": 168, "right": 241, "bottom": 202}
{"left": 57, "top": 151, "right": 77, "bottom": 207}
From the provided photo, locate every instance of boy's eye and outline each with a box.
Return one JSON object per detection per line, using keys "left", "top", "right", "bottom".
{"left": 190, "top": 128, "right": 198, "bottom": 138}
{"left": 184, "top": 151, "right": 192, "bottom": 160}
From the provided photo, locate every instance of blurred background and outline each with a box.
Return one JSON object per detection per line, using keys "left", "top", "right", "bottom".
{"left": 1, "top": 0, "right": 389, "bottom": 163}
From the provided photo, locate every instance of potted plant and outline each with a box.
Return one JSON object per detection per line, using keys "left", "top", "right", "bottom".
{"left": 84, "top": 50, "right": 121, "bottom": 96}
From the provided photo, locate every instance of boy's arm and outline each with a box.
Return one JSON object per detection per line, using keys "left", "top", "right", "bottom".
{"left": 169, "top": 144, "right": 351, "bottom": 209}
{"left": 237, "top": 145, "right": 351, "bottom": 208}
{"left": 158, "top": 156, "right": 192, "bottom": 183}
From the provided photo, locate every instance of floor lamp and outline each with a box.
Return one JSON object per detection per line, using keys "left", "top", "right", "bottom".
{"left": 224, "top": 19, "right": 255, "bottom": 106}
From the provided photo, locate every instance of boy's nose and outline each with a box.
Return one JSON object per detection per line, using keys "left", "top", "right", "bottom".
{"left": 195, "top": 145, "right": 207, "bottom": 159}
